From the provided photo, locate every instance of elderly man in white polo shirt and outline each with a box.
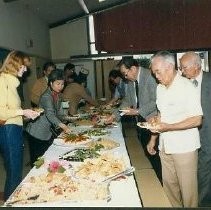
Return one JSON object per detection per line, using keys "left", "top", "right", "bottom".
{"left": 147, "top": 51, "right": 203, "bottom": 207}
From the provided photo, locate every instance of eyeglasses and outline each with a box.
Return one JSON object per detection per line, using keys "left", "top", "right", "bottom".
{"left": 178, "top": 64, "right": 193, "bottom": 71}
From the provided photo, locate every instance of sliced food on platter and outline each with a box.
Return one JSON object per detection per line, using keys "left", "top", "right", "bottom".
{"left": 32, "top": 108, "right": 44, "bottom": 114}
{"left": 92, "top": 120, "right": 118, "bottom": 129}
{"left": 75, "top": 119, "right": 93, "bottom": 126}
{"left": 80, "top": 128, "right": 109, "bottom": 137}
{"left": 119, "top": 109, "right": 130, "bottom": 113}
{"left": 54, "top": 133, "right": 91, "bottom": 146}
{"left": 137, "top": 122, "right": 160, "bottom": 133}
{"left": 59, "top": 145, "right": 103, "bottom": 162}
{"left": 64, "top": 114, "right": 80, "bottom": 121}
{"left": 73, "top": 153, "right": 127, "bottom": 182}
{"left": 5, "top": 172, "right": 109, "bottom": 206}
{"left": 85, "top": 138, "right": 120, "bottom": 150}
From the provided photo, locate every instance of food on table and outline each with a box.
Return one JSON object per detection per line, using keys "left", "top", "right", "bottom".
{"left": 80, "top": 128, "right": 109, "bottom": 137}
{"left": 59, "top": 145, "right": 104, "bottom": 162}
{"left": 33, "top": 157, "right": 44, "bottom": 169}
{"left": 60, "top": 133, "right": 89, "bottom": 144}
{"left": 119, "top": 108, "right": 130, "bottom": 113}
{"left": 85, "top": 138, "right": 120, "bottom": 150}
{"left": 99, "top": 98, "right": 106, "bottom": 102}
{"left": 92, "top": 123, "right": 107, "bottom": 129}
{"left": 102, "top": 104, "right": 112, "bottom": 110}
{"left": 92, "top": 121, "right": 117, "bottom": 129}
{"left": 32, "top": 108, "right": 44, "bottom": 113}
{"left": 74, "top": 153, "right": 126, "bottom": 181}
{"left": 6, "top": 172, "right": 109, "bottom": 205}
{"left": 64, "top": 114, "right": 80, "bottom": 121}
{"left": 137, "top": 122, "right": 159, "bottom": 132}
{"left": 75, "top": 119, "right": 93, "bottom": 126}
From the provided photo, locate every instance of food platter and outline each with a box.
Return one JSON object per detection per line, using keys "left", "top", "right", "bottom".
{"left": 5, "top": 172, "right": 110, "bottom": 206}
{"left": 32, "top": 108, "right": 44, "bottom": 114}
{"left": 53, "top": 133, "right": 91, "bottom": 147}
{"left": 92, "top": 121, "right": 118, "bottom": 129}
{"left": 99, "top": 98, "right": 106, "bottom": 102}
{"left": 59, "top": 137, "right": 120, "bottom": 162}
{"left": 85, "top": 138, "right": 120, "bottom": 150}
{"left": 73, "top": 153, "right": 127, "bottom": 182}
{"left": 119, "top": 109, "right": 130, "bottom": 113}
{"left": 59, "top": 146, "right": 103, "bottom": 162}
{"left": 5, "top": 106, "right": 141, "bottom": 207}
{"left": 137, "top": 122, "right": 160, "bottom": 133}
{"left": 79, "top": 128, "right": 110, "bottom": 138}
{"left": 75, "top": 119, "right": 93, "bottom": 126}
{"left": 64, "top": 115, "right": 80, "bottom": 121}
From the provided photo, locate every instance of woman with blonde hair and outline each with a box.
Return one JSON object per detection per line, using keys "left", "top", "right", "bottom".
{"left": 0, "top": 51, "right": 40, "bottom": 200}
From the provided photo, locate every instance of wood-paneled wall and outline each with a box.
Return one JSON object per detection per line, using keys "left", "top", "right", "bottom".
{"left": 94, "top": 0, "right": 211, "bottom": 53}
{"left": 95, "top": 60, "right": 119, "bottom": 100}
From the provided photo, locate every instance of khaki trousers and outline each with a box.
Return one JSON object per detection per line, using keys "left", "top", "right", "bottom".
{"left": 160, "top": 150, "right": 198, "bottom": 207}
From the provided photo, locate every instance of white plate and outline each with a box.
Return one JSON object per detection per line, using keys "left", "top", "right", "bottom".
{"left": 89, "top": 106, "right": 96, "bottom": 110}
{"left": 53, "top": 137, "right": 92, "bottom": 147}
{"left": 137, "top": 122, "right": 160, "bottom": 133}
{"left": 119, "top": 109, "right": 130, "bottom": 113}
{"left": 65, "top": 115, "right": 80, "bottom": 121}
{"left": 32, "top": 108, "right": 44, "bottom": 114}
{"left": 99, "top": 98, "right": 106, "bottom": 101}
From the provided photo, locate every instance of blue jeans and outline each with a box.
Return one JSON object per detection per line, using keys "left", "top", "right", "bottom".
{"left": 0, "top": 124, "right": 23, "bottom": 200}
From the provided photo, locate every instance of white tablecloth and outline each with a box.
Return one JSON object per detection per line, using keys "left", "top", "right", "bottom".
{"left": 5, "top": 124, "right": 142, "bottom": 207}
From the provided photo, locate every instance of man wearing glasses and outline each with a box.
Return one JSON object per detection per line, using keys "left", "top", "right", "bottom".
{"left": 147, "top": 51, "right": 203, "bottom": 207}
{"left": 180, "top": 51, "right": 211, "bottom": 207}
{"left": 117, "top": 57, "right": 161, "bottom": 181}
{"left": 118, "top": 57, "right": 157, "bottom": 120}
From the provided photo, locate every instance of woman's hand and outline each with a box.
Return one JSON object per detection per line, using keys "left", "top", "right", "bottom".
{"left": 23, "top": 109, "right": 40, "bottom": 120}
{"left": 59, "top": 123, "right": 71, "bottom": 133}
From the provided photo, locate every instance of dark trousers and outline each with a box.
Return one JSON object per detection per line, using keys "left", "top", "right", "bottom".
{"left": 27, "top": 133, "right": 53, "bottom": 168}
{"left": 198, "top": 149, "right": 211, "bottom": 207}
{"left": 0, "top": 124, "right": 23, "bottom": 200}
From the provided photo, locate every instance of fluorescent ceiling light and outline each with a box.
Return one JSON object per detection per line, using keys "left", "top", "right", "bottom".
{"left": 78, "top": 0, "right": 89, "bottom": 14}
{"left": 99, "top": 0, "right": 106, "bottom": 2}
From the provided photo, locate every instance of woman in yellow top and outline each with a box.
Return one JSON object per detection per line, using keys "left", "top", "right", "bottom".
{"left": 0, "top": 51, "right": 40, "bottom": 200}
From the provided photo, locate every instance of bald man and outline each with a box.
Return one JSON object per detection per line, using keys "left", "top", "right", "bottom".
{"left": 180, "top": 52, "right": 211, "bottom": 207}
{"left": 148, "top": 51, "right": 203, "bottom": 207}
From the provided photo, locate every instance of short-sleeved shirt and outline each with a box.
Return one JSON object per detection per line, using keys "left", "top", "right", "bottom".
{"left": 157, "top": 73, "right": 203, "bottom": 154}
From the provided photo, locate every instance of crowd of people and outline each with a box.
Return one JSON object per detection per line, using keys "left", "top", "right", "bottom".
{"left": 108, "top": 53, "right": 211, "bottom": 207}
{"left": 0, "top": 50, "right": 210, "bottom": 207}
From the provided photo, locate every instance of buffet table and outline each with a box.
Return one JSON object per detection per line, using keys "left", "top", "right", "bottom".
{"left": 5, "top": 122, "right": 142, "bottom": 207}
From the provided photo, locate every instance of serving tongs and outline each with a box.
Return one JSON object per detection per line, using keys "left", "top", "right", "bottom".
{"left": 102, "top": 166, "right": 135, "bottom": 183}
{"left": 6, "top": 194, "right": 39, "bottom": 206}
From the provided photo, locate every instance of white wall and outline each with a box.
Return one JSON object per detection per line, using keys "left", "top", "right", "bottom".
{"left": 50, "top": 18, "right": 89, "bottom": 60}
{"left": 0, "top": 1, "right": 51, "bottom": 58}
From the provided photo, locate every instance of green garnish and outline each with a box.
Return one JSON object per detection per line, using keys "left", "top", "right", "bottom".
{"left": 33, "top": 157, "right": 44, "bottom": 169}
{"left": 60, "top": 144, "right": 104, "bottom": 162}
